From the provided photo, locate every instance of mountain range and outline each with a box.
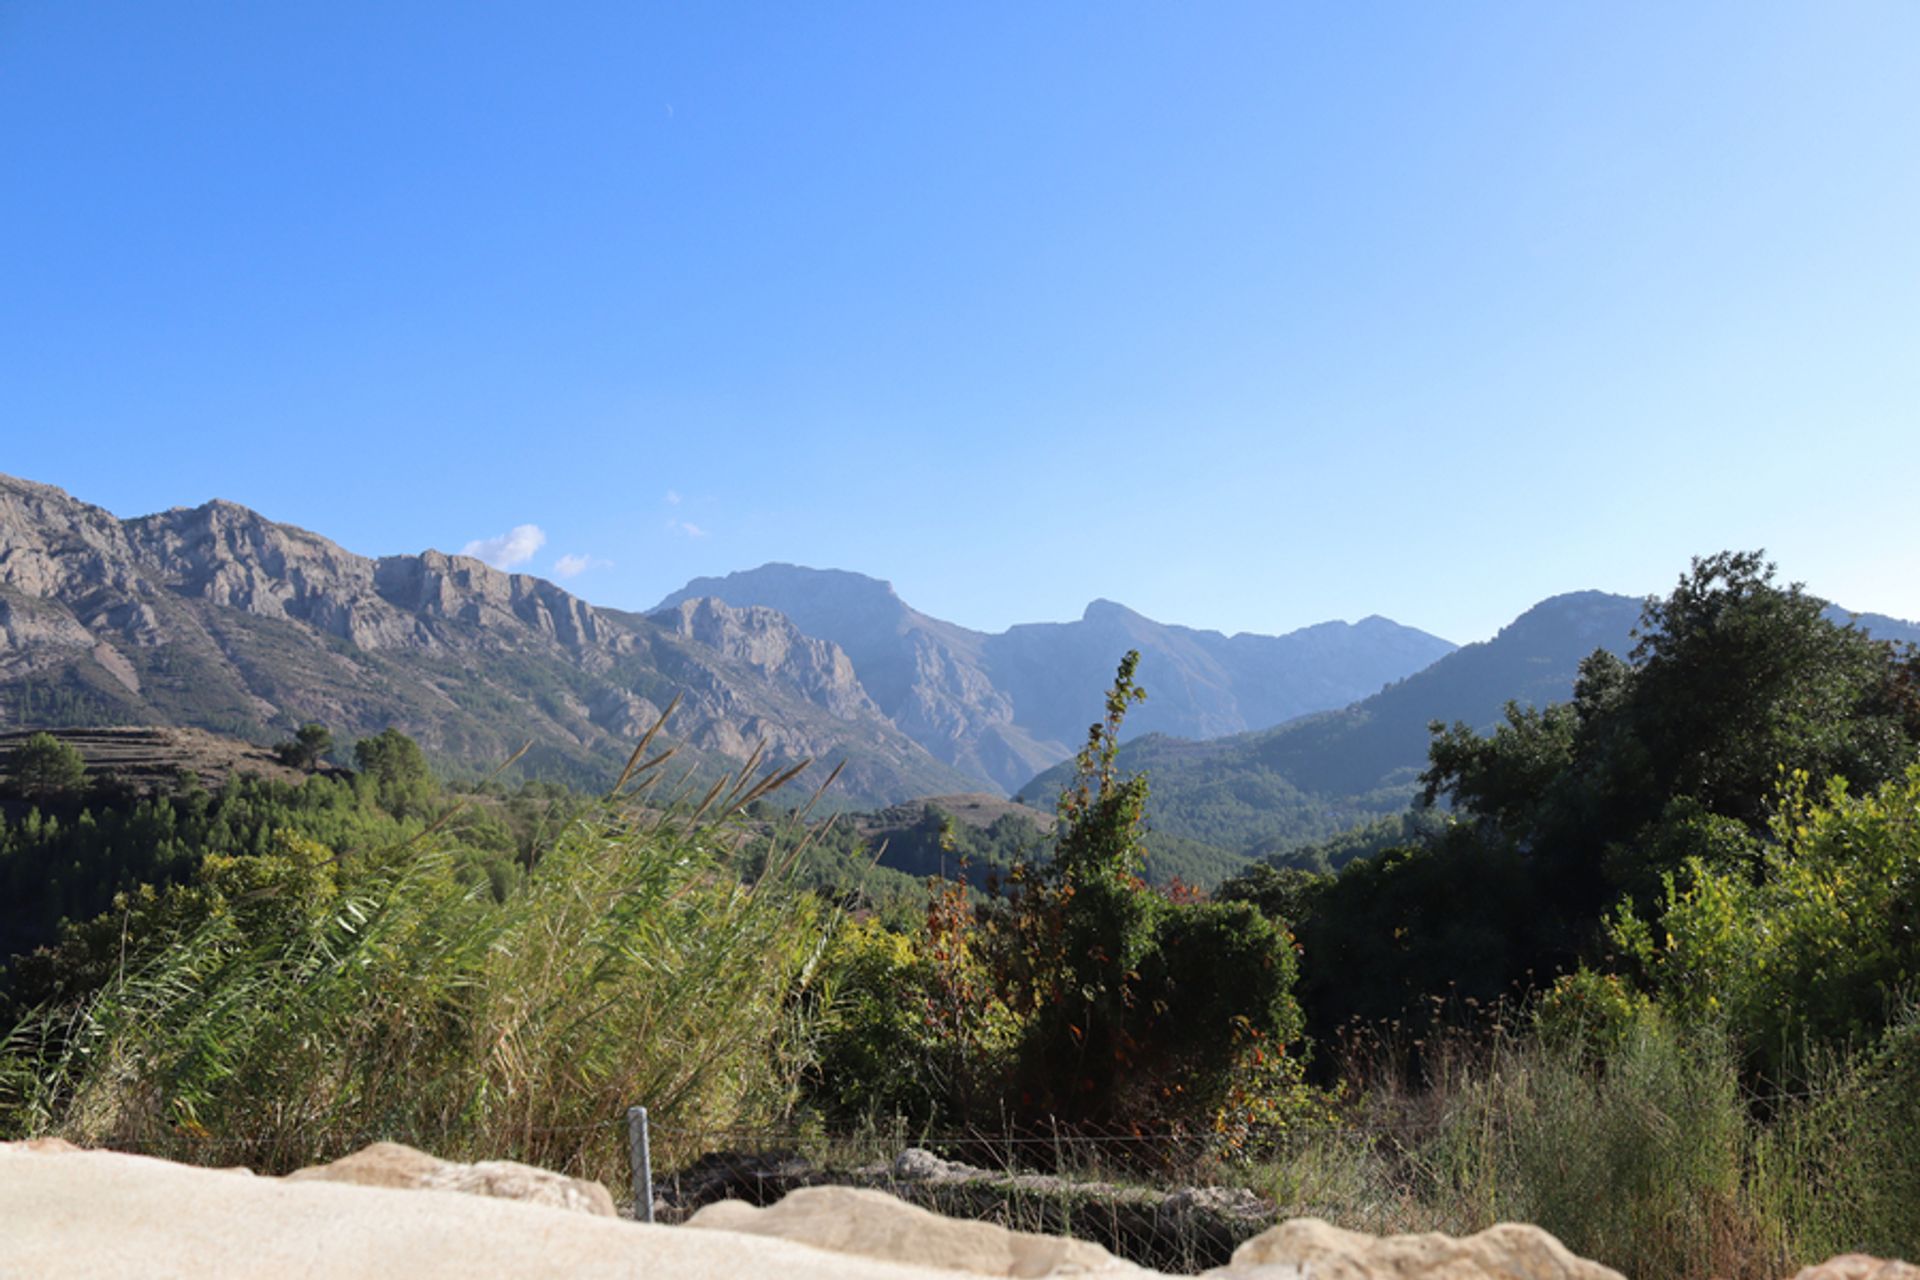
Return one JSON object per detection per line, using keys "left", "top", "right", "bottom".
{"left": 0, "top": 475, "right": 973, "bottom": 805}
{"left": 0, "top": 474, "right": 1451, "bottom": 809}
{"left": 1017, "top": 590, "right": 1920, "bottom": 855}
{"left": 658, "top": 565, "right": 1456, "bottom": 793}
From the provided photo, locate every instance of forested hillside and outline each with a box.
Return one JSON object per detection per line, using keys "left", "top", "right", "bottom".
{"left": 1023, "top": 587, "right": 1920, "bottom": 858}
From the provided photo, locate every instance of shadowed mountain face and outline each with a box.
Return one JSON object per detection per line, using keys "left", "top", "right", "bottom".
{"left": 0, "top": 475, "right": 977, "bottom": 805}
{"left": 657, "top": 566, "right": 1457, "bottom": 794}
{"left": 655, "top": 566, "right": 1056, "bottom": 792}
{"left": 1017, "top": 590, "right": 1920, "bottom": 855}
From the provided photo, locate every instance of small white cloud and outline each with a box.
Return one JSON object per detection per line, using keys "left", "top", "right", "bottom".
{"left": 461, "top": 524, "right": 547, "bottom": 570}
{"left": 664, "top": 519, "right": 707, "bottom": 539}
{"left": 664, "top": 489, "right": 682, "bottom": 506}
{"left": 552, "top": 552, "right": 609, "bottom": 579}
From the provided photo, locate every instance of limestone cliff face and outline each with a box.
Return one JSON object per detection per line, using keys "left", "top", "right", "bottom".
{"left": 122, "top": 500, "right": 438, "bottom": 653}
{"left": 0, "top": 474, "right": 974, "bottom": 805}
{"left": 651, "top": 598, "right": 878, "bottom": 721}
{"left": 0, "top": 478, "right": 158, "bottom": 649}
{"left": 114, "top": 499, "right": 624, "bottom": 659}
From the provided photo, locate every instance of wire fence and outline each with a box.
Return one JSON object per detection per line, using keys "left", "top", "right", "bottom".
{"left": 641, "top": 1125, "right": 1290, "bottom": 1273}
{"left": 77, "top": 1094, "right": 1868, "bottom": 1275}
{"left": 631, "top": 1115, "right": 1492, "bottom": 1273}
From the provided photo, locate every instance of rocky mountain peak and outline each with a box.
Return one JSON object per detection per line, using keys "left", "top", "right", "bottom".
{"left": 1079, "top": 598, "right": 1140, "bottom": 622}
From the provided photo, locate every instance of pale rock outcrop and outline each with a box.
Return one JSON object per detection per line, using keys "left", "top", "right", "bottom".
{"left": 654, "top": 596, "right": 884, "bottom": 720}
{"left": 1220, "top": 1216, "right": 1626, "bottom": 1280}
{"left": 287, "top": 1140, "right": 617, "bottom": 1217}
{"left": 0, "top": 1142, "right": 974, "bottom": 1280}
{"left": 3, "top": 1139, "right": 1909, "bottom": 1280}
{"left": 1791, "top": 1259, "right": 1920, "bottom": 1280}
{"left": 686, "top": 1184, "right": 1145, "bottom": 1277}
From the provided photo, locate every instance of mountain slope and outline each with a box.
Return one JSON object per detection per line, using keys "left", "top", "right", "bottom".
{"left": 982, "top": 598, "right": 1456, "bottom": 746}
{"left": 0, "top": 475, "right": 975, "bottom": 805}
{"left": 1015, "top": 592, "right": 1648, "bottom": 852}
{"left": 657, "top": 565, "right": 1061, "bottom": 792}
{"left": 659, "top": 564, "right": 1456, "bottom": 793}
{"left": 1019, "top": 589, "right": 1920, "bottom": 856}
{"left": 1827, "top": 607, "right": 1920, "bottom": 647}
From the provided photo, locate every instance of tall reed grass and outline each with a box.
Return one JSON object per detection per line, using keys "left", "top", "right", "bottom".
{"left": 0, "top": 742, "right": 836, "bottom": 1195}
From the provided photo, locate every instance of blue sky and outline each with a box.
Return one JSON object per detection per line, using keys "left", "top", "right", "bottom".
{"left": 4, "top": 3, "right": 1916, "bottom": 643}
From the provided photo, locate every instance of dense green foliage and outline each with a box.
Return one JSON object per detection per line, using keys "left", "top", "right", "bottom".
{"left": 1616, "top": 764, "right": 1920, "bottom": 1079}
{"left": 1, "top": 773, "right": 412, "bottom": 990}
{"left": 1251, "top": 808, "right": 1448, "bottom": 875}
{"left": 0, "top": 736, "right": 599, "bottom": 1017}
{"left": 806, "top": 653, "right": 1308, "bottom": 1140}
{"left": 3, "top": 732, "right": 88, "bottom": 800}
{"left": 1275, "top": 553, "right": 1920, "bottom": 1043}
{"left": 861, "top": 805, "right": 1042, "bottom": 883}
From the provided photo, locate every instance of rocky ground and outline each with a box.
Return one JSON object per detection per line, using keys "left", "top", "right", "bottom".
{"left": 4, "top": 1138, "right": 1914, "bottom": 1280}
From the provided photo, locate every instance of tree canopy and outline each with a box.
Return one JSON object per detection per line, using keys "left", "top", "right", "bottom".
{"left": 3, "top": 733, "right": 87, "bottom": 801}
{"left": 274, "top": 722, "right": 333, "bottom": 772}
{"left": 1289, "top": 551, "right": 1920, "bottom": 1040}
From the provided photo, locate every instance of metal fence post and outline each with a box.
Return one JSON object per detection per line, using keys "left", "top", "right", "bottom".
{"left": 626, "top": 1105, "right": 655, "bottom": 1224}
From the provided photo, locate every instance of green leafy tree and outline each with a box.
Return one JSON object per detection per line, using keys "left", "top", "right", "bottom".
{"left": 274, "top": 722, "right": 334, "bottom": 772}
{"left": 353, "top": 727, "right": 437, "bottom": 818}
{"left": 5, "top": 732, "right": 87, "bottom": 800}
{"left": 1426, "top": 550, "right": 1920, "bottom": 908}
{"left": 801, "top": 655, "right": 1307, "bottom": 1136}
{"left": 999, "top": 653, "right": 1158, "bottom": 1123}
{"left": 1624, "top": 550, "right": 1920, "bottom": 828}
{"left": 1215, "top": 863, "right": 1327, "bottom": 928}
{"left": 1297, "top": 551, "right": 1920, "bottom": 1041}
{"left": 1615, "top": 764, "right": 1920, "bottom": 1078}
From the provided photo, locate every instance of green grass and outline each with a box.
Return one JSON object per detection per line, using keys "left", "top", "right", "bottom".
{"left": 1224, "top": 1010, "right": 1920, "bottom": 1280}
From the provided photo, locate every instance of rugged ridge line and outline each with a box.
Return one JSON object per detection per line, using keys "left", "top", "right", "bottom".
{"left": 657, "top": 564, "right": 1457, "bottom": 793}
{"left": 0, "top": 473, "right": 974, "bottom": 806}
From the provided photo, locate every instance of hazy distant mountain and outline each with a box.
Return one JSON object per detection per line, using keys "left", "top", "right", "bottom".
{"left": 1017, "top": 589, "right": 1920, "bottom": 856}
{"left": 658, "top": 564, "right": 1457, "bottom": 793}
{"left": 1827, "top": 607, "right": 1920, "bottom": 647}
{"left": 0, "top": 475, "right": 976, "bottom": 805}
{"left": 656, "top": 565, "right": 1062, "bottom": 793}
{"left": 984, "top": 598, "right": 1457, "bottom": 746}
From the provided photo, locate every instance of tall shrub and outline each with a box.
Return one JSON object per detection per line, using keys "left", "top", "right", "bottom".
{"left": 1615, "top": 764, "right": 1920, "bottom": 1079}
